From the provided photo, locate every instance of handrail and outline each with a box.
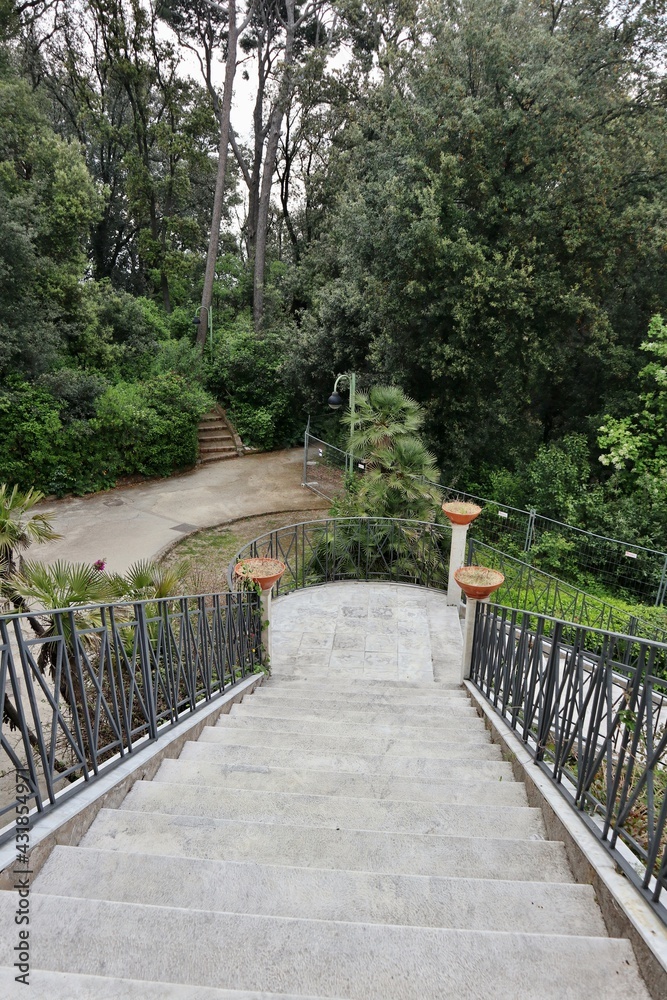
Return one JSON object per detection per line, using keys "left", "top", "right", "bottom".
{"left": 469, "top": 537, "right": 667, "bottom": 645}
{"left": 470, "top": 601, "right": 667, "bottom": 922}
{"left": 0, "top": 590, "right": 263, "bottom": 845}
{"left": 301, "top": 427, "right": 667, "bottom": 604}
{"left": 229, "top": 516, "right": 452, "bottom": 595}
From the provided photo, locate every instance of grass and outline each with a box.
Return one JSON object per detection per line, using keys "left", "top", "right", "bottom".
{"left": 161, "top": 507, "right": 327, "bottom": 595}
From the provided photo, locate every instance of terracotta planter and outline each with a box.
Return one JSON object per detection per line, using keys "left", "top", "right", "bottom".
{"left": 441, "top": 501, "right": 482, "bottom": 526}
{"left": 454, "top": 565, "right": 505, "bottom": 601}
{"left": 234, "top": 557, "right": 286, "bottom": 592}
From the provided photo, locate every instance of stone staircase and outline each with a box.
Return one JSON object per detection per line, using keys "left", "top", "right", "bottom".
{"left": 198, "top": 406, "right": 244, "bottom": 464}
{"left": 0, "top": 585, "right": 656, "bottom": 998}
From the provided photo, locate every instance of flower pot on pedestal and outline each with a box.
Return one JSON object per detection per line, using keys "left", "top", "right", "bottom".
{"left": 454, "top": 565, "right": 505, "bottom": 601}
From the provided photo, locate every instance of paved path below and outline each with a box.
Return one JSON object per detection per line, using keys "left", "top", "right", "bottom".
{"left": 33, "top": 450, "right": 325, "bottom": 573}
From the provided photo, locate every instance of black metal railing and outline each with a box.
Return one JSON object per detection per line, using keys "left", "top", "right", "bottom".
{"left": 0, "top": 591, "right": 263, "bottom": 845}
{"left": 301, "top": 427, "right": 667, "bottom": 604}
{"left": 229, "top": 517, "right": 453, "bottom": 594}
{"left": 470, "top": 602, "right": 667, "bottom": 920}
{"left": 468, "top": 538, "right": 667, "bottom": 646}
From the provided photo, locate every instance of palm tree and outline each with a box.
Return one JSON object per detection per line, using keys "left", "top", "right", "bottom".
{"left": 0, "top": 484, "right": 60, "bottom": 580}
{"left": 12, "top": 561, "right": 116, "bottom": 691}
{"left": 338, "top": 386, "right": 441, "bottom": 520}
{"left": 107, "top": 559, "right": 191, "bottom": 601}
{"left": 343, "top": 385, "right": 425, "bottom": 463}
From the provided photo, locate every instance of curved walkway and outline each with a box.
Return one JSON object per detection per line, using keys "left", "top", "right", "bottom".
{"left": 33, "top": 450, "right": 326, "bottom": 573}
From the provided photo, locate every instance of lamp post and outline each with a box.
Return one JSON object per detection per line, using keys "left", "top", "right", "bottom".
{"left": 328, "top": 373, "right": 357, "bottom": 475}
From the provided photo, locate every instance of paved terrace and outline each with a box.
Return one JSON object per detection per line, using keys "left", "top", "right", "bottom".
{"left": 0, "top": 580, "right": 657, "bottom": 998}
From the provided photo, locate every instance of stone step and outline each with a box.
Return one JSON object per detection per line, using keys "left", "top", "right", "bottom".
{"left": 0, "top": 968, "right": 334, "bottom": 1000}
{"left": 119, "top": 782, "right": 545, "bottom": 839}
{"left": 199, "top": 444, "right": 238, "bottom": 454}
{"left": 235, "top": 699, "right": 479, "bottom": 722}
{"left": 81, "top": 809, "right": 571, "bottom": 882}
{"left": 240, "top": 682, "right": 477, "bottom": 718}
{"left": 198, "top": 425, "right": 233, "bottom": 436}
{"left": 264, "top": 677, "right": 466, "bottom": 695}
{"left": 198, "top": 727, "right": 502, "bottom": 760}
{"left": 264, "top": 680, "right": 470, "bottom": 704}
{"left": 153, "top": 759, "right": 528, "bottom": 805}
{"left": 230, "top": 705, "right": 481, "bottom": 730}
{"left": 200, "top": 453, "right": 239, "bottom": 463}
{"left": 34, "top": 847, "right": 607, "bottom": 936}
{"left": 224, "top": 708, "right": 486, "bottom": 739}
{"left": 180, "top": 739, "right": 513, "bottom": 780}
{"left": 198, "top": 435, "right": 235, "bottom": 446}
{"left": 247, "top": 692, "right": 474, "bottom": 712}
{"left": 0, "top": 895, "right": 649, "bottom": 1000}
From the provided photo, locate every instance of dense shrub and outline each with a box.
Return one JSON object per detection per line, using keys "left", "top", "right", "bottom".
{"left": 205, "top": 314, "right": 303, "bottom": 450}
{"left": 0, "top": 375, "right": 213, "bottom": 495}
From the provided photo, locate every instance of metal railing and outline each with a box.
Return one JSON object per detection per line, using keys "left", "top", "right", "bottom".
{"left": 229, "top": 517, "right": 453, "bottom": 595}
{"left": 0, "top": 591, "right": 263, "bottom": 845}
{"left": 437, "top": 482, "right": 667, "bottom": 606}
{"left": 468, "top": 538, "right": 667, "bottom": 645}
{"left": 470, "top": 602, "right": 667, "bottom": 920}
{"left": 300, "top": 427, "right": 667, "bottom": 604}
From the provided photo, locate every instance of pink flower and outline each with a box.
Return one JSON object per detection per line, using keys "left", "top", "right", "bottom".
{"left": 93, "top": 559, "right": 106, "bottom": 572}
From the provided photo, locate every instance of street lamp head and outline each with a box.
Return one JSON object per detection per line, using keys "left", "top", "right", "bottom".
{"left": 328, "top": 391, "right": 343, "bottom": 410}
{"left": 192, "top": 314, "right": 201, "bottom": 326}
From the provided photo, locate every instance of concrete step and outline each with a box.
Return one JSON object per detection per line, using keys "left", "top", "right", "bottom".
{"left": 153, "top": 758, "right": 528, "bottom": 805}
{"left": 119, "top": 782, "right": 546, "bottom": 839}
{"left": 0, "top": 968, "right": 334, "bottom": 1000}
{"left": 0, "top": 894, "right": 650, "bottom": 1000}
{"left": 179, "top": 739, "right": 513, "bottom": 780}
{"left": 34, "top": 847, "right": 607, "bottom": 936}
{"left": 223, "top": 709, "right": 487, "bottom": 740}
{"left": 200, "top": 445, "right": 238, "bottom": 454}
{"left": 200, "top": 453, "right": 239, "bottom": 463}
{"left": 81, "top": 809, "right": 571, "bottom": 882}
{"left": 198, "top": 727, "right": 502, "bottom": 760}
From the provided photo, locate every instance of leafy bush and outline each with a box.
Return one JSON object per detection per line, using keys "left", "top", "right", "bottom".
{"left": 0, "top": 375, "right": 213, "bottom": 495}
{"left": 206, "top": 313, "right": 303, "bottom": 449}
{"left": 93, "top": 374, "right": 213, "bottom": 478}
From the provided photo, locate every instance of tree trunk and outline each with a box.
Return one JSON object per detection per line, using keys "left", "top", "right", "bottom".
{"left": 253, "top": 0, "right": 296, "bottom": 331}
{"left": 198, "top": 0, "right": 239, "bottom": 348}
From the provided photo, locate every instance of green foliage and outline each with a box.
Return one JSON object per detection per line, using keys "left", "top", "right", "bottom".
{"left": 292, "top": 0, "right": 667, "bottom": 483}
{"left": 92, "top": 374, "right": 213, "bottom": 479}
{"left": 205, "top": 314, "right": 304, "bottom": 449}
{"left": 0, "top": 375, "right": 212, "bottom": 495}
{"left": 599, "top": 314, "right": 667, "bottom": 480}
{"left": 0, "top": 483, "right": 60, "bottom": 578}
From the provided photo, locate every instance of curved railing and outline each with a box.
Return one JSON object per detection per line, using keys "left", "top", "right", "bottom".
{"left": 0, "top": 590, "right": 262, "bottom": 846}
{"left": 470, "top": 602, "right": 667, "bottom": 921}
{"left": 228, "top": 517, "right": 453, "bottom": 595}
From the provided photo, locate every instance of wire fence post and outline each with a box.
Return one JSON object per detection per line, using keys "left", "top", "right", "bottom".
{"left": 657, "top": 554, "right": 667, "bottom": 606}
{"left": 302, "top": 416, "right": 310, "bottom": 486}
{"left": 524, "top": 508, "right": 537, "bottom": 553}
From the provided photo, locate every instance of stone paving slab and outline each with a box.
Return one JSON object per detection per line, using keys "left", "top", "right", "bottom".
{"left": 271, "top": 582, "right": 462, "bottom": 684}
